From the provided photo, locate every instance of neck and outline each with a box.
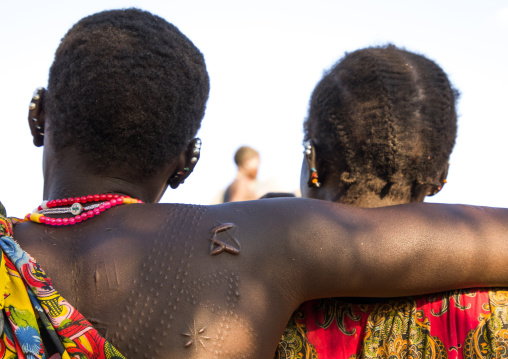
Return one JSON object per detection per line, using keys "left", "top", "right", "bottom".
{"left": 237, "top": 171, "right": 256, "bottom": 181}
{"left": 336, "top": 192, "right": 416, "bottom": 208}
{"left": 42, "top": 147, "right": 170, "bottom": 204}
{"left": 317, "top": 173, "right": 419, "bottom": 208}
{"left": 43, "top": 174, "right": 163, "bottom": 203}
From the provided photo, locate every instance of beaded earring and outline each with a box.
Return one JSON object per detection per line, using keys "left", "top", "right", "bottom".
{"left": 304, "top": 141, "right": 321, "bottom": 188}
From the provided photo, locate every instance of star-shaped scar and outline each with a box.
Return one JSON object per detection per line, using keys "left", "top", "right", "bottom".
{"left": 182, "top": 321, "right": 210, "bottom": 350}
{"left": 209, "top": 222, "right": 241, "bottom": 255}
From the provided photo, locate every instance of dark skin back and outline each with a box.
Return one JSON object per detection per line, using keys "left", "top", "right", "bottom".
{"left": 13, "top": 198, "right": 508, "bottom": 359}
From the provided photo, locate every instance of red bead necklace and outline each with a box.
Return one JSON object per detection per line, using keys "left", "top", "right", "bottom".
{"left": 25, "top": 194, "right": 143, "bottom": 226}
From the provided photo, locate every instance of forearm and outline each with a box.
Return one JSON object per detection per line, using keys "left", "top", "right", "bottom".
{"left": 281, "top": 201, "right": 508, "bottom": 300}
{"left": 366, "top": 203, "right": 508, "bottom": 296}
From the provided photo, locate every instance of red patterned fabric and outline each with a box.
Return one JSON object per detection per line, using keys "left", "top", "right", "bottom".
{"left": 276, "top": 290, "right": 508, "bottom": 359}
{"left": 0, "top": 213, "right": 125, "bottom": 358}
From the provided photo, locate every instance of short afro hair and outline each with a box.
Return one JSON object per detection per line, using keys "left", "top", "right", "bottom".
{"left": 234, "top": 146, "right": 259, "bottom": 167}
{"left": 305, "top": 45, "right": 458, "bottom": 200}
{"left": 47, "top": 8, "right": 209, "bottom": 175}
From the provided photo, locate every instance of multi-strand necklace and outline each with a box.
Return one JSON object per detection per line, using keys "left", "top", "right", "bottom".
{"left": 25, "top": 194, "right": 143, "bottom": 226}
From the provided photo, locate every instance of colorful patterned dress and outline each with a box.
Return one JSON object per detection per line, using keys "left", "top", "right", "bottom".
{"left": 0, "top": 205, "right": 125, "bottom": 358}
{"left": 275, "top": 290, "right": 508, "bottom": 359}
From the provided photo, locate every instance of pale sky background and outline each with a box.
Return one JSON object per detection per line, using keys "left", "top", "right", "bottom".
{"left": 1, "top": 0, "right": 507, "bottom": 217}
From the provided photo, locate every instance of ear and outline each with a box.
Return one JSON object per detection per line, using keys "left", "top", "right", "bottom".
{"left": 167, "top": 138, "right": 202, "bottom": 189}
{"left": 412, "top": 162, "right": 449, "bottom": 200}
{"left": 427, "top": 162, "right": 449, "bottom": 197}
{"left": 28, "top": 88, "right": 46, "bottom": 147}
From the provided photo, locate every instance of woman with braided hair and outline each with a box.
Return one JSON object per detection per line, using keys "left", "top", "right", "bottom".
{"left": 275, "top": 45, "right": 504, "bottom": 359}
{"left": 4, "top": 10, "right": 508, "bottom": 358}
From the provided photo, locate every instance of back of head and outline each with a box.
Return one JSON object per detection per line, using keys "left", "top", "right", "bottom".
{"left": 47, "top": 8, "right": 209, "bottom": 176}
{"left": 234, "top": 146, "right": 260, "bottom": 167}
{"left": 305, "top": 45, "right": 458, "bottom": 203}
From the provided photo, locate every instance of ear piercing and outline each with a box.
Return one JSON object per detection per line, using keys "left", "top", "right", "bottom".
{"left": 190, "top": 138, "right": 201, "bottom": 164}
{"left": 29, "top": 87, "right": 45, "bottom": 137}
{"left": 29, "top": 87, "right": 44, "bottom": 111}
{"left": 310, "top": 168, "right": 320, "bottom": 187}
{"left": 304, "top": 141, "right": 320, "bottom": 188}
{"left": 304, "top": 142, "right": 312, "bottom": 156}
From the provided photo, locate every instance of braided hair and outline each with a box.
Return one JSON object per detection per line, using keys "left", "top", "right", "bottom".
{"left": 47, "top": 8, "right": 209, "bottom": 176}
{"left": 305, "top": 45, "right": 458, "bottom": 202}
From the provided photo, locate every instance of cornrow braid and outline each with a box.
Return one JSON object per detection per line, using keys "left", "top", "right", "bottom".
{"left": 396, "top": 50, "right": 458, "bottom": 187}
{"left": 304, "top": 44, "right": 458, "bottom": 201}
{"left": 359, "top": 48, "right": 400, "bottom": 183}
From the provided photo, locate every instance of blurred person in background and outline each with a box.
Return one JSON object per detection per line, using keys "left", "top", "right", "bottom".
{"left": 223, "top": 146, "right": 261, "bottom": 202}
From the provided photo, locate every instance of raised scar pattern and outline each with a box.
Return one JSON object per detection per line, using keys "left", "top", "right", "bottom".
{"left": 42, "top": 228, "right": 57, "bottom": 240}
{"left": 115, "top": 205, "right": 205, "bottom": 356}
{"left": 209, "top": 223, "right": 240, "bottom": 255}
{"left": 95, "top": 259, "right": 120, "bottom": 291}
{"left": 182, "top": 321, "right": 210, "bottom": 350}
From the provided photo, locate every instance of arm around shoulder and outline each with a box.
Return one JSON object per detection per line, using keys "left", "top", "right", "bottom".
{"left": 227, "top": 199, "right": 508, "bottom": 304}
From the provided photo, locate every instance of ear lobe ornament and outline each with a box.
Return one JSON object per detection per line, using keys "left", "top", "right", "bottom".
{"left": 29, "top": 87, "right": 44, "bottom": 112}
{"left": 428, "top": 179, "right": 448, "bottom": 196}
{"left": 28, "top": 87, "right": 46, "bottom": 147}
{"left": 190, "top": 138, "right": 201, "bottom": 165}
{"left": 304, "top": 141, "right": 321, "bottom": 188}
